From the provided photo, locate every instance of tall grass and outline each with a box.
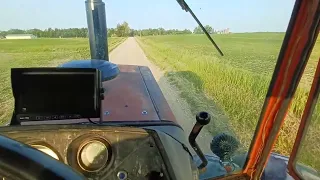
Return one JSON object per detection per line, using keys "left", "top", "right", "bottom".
{"left": 0, "top": 37, "right": 126, "bottom": 123}
{"left": 137, "top": 33, "right": 320, "bottom": 169}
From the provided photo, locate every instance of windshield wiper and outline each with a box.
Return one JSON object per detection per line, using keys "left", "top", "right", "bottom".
{"left": 176, "top": 0, "right": 224, "bottom": 56}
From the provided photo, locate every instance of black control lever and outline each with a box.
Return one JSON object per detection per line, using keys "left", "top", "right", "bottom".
{"left": 189, "top": 111, "right": 211, "bottom": 170}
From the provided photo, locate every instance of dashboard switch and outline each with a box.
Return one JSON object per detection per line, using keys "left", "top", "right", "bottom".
{"left": 117, "top": 171, "right": 128, "bottom": 180}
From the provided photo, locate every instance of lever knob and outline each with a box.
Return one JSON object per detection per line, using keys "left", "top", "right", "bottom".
{"left": 196, "top": 112, "right": 211, "bottom": 125}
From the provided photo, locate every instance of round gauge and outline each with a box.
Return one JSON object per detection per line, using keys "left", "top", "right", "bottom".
{"left": 31, "top": 145, "right": 60, "bottom": 160}
{"left": 78, "top": 140, "right": 109, "bottom": 172}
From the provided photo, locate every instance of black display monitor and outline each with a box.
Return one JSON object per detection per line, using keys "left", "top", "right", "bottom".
{"left": 11, "top": 68, "right": 102, "bottom": 122}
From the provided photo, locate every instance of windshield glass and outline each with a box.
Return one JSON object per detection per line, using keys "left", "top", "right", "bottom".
{"left": 295, "top": 94, "right": 320, "bottom": 179}
{"left": 290, "top": 39, "right": 320, "bottom": 179}
{"left": 1, "top": 0, "right": 318, "bottom": 178}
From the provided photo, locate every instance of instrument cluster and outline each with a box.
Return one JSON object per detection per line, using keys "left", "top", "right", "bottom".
{"left": 0, "top": 125, "right": 169, "bottom": 180}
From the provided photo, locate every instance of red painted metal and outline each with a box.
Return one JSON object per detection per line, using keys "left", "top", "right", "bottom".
{"left": 138, "top": 66, "right": 176, "bottom": 122}
{"left": 101, "top": 65, "right": 160, "bottom": 121}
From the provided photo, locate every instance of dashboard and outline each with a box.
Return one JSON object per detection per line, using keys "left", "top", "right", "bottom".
{"left": 0, "top": 125, "right": 171, "bottom": 180}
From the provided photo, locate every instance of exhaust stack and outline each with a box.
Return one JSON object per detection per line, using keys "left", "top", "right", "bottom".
{"left": 60, "top": 0, "right": 119, "bottom": 83}
{"left": 85, "top": 0, "right": 109, "bottom": 61}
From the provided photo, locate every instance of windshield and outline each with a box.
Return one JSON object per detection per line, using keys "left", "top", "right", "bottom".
{"left": 0, "top": 0, "right": 318, "bottom": 179}
{"left": 288, "top": 38, "right": 320, "bottom": 179}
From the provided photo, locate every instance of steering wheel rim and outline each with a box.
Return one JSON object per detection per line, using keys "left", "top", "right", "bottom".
{"left": 0, "top": 135, "right": 86, "bottom": 180}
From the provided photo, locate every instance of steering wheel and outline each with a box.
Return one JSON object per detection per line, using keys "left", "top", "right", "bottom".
{"left": 0, "top": 135, "right": 86, "bottom": 180}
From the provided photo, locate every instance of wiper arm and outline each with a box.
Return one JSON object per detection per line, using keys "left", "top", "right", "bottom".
{"left": 176, "top": 0, "right": 224, "bottom": 56}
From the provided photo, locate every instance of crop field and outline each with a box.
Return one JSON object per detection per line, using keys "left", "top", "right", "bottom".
{"left": 0, "top": 37, "right": 126, "bottom": 123}
{"left": 137, "top": 33, "right": 320, "bottom": 169}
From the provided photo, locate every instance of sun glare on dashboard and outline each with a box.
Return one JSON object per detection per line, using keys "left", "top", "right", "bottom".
{"left": 31, "top": 144, "right": 60, "bottom": 160}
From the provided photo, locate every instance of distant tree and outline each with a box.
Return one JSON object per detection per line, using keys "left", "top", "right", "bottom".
{"left": 182, "top": 29, "right": 192, "bottom": 34}
{"left": 130, "top": 27, "right": 193, "bottom": 36}
{"left": 26, "top": 28, "right": 42, "bottom": 37}
{"left": 158, "top": 28, "right": 165, "bottom": 35}
{"left": 115, "top": 22, "right": 130, "bottom": 37}
{"left": 204, "top": 25, "right": 213, "bottom": 34}
{"left": 193, "top": 25, "right": 214, "bottom": 34}
{"left": 129, "top": 29, "right": 135, "bottom": 37}
{"left": 193, "top": 26, "right": 202, "bottom": 34}
{"left": 1, "top": 26, "right": 195, "bottom": 38}
{"left": 47, "top": 28, "right": 53, "bottom": 37}
{"left": 7, "top": 29, "right": 26, "bottom": 34}
{"left": 80, "top": 28, "right": 88, "bottom": 37}
{"left": 108, "top": 28, "right": 116, "bottom": 37}
{"left": 0, "top": 31, "right": 5, "bottom": 37}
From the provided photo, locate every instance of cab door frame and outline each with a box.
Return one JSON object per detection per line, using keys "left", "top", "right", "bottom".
{"left": 242, "top": 0, "right": 320, "bottom": 179}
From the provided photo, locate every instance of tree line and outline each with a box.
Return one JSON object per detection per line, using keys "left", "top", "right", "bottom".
{"left": 0, "top": 22, "right": 215, "bottom": 38}
{"left": 0, "top": 28, "right": 88, "bottom": 38}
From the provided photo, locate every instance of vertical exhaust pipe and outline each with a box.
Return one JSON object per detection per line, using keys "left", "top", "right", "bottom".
{"left": 85, "top": 0, "right": 109, "bottom": 61}
{"left": 60, "top": 0, "right": 119, "bottom": 83}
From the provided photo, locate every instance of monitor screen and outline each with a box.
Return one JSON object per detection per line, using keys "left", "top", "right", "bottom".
{"left": 11, "top": 68, "right": 101, "bottom": 121}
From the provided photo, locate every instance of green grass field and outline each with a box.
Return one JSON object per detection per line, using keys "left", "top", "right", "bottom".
{"left": 0, "top": 37, "right": 126, "bottom": 123}
{"left": 137, "top": 33, "right": 320, "bottom": 169}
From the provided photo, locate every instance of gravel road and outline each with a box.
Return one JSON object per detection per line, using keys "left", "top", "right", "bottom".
{"left": 109, "top": 37, "right": 214, "bottom": 155}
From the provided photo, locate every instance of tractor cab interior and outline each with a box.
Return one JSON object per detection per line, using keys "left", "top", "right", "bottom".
{"left": 0, "top": 0, "right": 319, "bottom": 180}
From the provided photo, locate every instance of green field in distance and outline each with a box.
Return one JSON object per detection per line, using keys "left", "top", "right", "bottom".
{"left": 0, "top": 37, "right": 126, "bottom": 123}
{"left": 137, "top": 33, "right": 320, "bottom": 170}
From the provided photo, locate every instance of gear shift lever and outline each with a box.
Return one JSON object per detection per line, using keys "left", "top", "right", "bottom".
{"left": 189, "top": 111, "right": 211, "bottom": 170}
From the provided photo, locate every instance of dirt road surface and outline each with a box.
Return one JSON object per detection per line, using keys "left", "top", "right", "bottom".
{"left": 110, "top": 37, "right": 214, "bottom": 155}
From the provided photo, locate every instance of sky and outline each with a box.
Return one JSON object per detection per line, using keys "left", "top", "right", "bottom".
{"left": 0, "top": 0, "right": 295, "bottom": 33}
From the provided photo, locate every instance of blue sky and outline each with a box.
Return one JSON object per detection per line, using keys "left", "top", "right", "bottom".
{"left": 0, "top": 0, "right": 295, "bottom": 32}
